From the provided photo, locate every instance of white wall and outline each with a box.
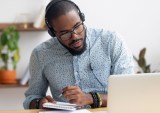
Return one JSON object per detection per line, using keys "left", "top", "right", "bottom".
{"left": 0, "top": 0, "right": 160, "bottom": 110}
{"left": 74, "top": 0, "right": 160, "bottom": 71}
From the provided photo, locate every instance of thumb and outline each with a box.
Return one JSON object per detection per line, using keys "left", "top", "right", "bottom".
{"left": 45, "top": 95, "right": 55, "bottom": 103}
{"left": 39, "top": 95, "right": 55, "bottom": 109}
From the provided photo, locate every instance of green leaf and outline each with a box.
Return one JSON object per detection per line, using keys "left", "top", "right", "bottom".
{"left": 0, "top": 32, "right": 8, "bottom": 46}
{"left": 1, "top": 53, "right": 8, "bottom": 63}
{"left": 1, "top": 53, "right": 8, "bottom": 69}
{"left": 0, "top": 25, "right": 20, "bottom": 70}
{"left": 139, "top": 48, "right": 146, "bottom": 58}
{"left": 8, "top": 38, "right": 18, "bottom": 51}
{"left": 138, "top": 58, "right": 146, "bottom": 68}
{"left": 13, "top": 48, "right": 20, "bottom": 63}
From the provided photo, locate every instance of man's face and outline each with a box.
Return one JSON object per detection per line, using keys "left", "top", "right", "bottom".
{"left": 51, "top": 10, "right": 86, "bottom": 55}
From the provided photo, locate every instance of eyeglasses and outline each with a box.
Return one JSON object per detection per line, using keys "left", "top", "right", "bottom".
{"left": 56, "top": 22, "right": 84, "bottom": 41}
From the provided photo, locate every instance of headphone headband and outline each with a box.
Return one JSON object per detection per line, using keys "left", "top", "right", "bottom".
{"left": 45, "top": 0, "right": 85, "bottom": 37}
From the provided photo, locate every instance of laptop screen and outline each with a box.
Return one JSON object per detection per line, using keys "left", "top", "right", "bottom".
{"left": 107, "top": 73, "right": 160, "bottom": 113}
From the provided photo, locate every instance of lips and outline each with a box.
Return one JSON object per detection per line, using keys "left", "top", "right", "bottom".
{"left": 71, "top": 40, "right": 82, "bottom": 48}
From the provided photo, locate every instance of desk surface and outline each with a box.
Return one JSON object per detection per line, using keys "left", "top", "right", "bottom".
{"left": 0, "top": 107, "right": 107, "bottom": 113}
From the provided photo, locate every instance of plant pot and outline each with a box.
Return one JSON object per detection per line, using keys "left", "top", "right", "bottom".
{"left": 0, "top": 70, "right": 17, "bottom": 84}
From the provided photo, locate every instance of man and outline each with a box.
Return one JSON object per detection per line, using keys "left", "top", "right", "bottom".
{"left": 23, "top": 0, "right": 134, "bottom": 109}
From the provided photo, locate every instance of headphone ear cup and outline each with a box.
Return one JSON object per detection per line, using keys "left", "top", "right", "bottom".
{"left": 48, "top": 29, "right": 56, "bottom": 37}
{"left": 45, "top": 19, "right": 56, "bottom": 37}
{"left": 80, "top": 13, "right": 85, "bottom": 22}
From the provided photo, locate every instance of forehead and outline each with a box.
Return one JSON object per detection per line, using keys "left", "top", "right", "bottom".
{"left": 51, "top": 10, "right": 81, "bottom": 31}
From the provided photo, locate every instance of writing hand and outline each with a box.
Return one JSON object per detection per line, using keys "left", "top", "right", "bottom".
{"left": 62, "top": 86, "right": 93, "bottom": 106}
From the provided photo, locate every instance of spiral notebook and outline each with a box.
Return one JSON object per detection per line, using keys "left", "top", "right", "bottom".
{"left": 43, "top": 102, "right": 78, "bottom": 111}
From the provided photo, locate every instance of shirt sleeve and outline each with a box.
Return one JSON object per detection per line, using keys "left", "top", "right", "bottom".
{"left": 109, "top": 32, "right": 134, "bottom": 75}
{"left": 23, "top": 48, "right": 49, "bottom": 109}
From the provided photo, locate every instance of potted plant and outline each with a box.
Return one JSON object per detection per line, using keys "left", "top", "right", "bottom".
{"left": 133, "top": 48, "right": 151, "bottom": 73}
{"left": 0, "top": 26, "right": 20, "bottom": 84}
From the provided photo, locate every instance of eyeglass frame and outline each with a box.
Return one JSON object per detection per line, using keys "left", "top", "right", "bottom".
{"left": 54, "top": 22, "right": 85, "bottom": 41}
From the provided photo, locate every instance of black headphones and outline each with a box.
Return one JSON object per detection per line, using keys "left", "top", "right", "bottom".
{"left": 45, "top": 0, "right": 85, "bottom": 37}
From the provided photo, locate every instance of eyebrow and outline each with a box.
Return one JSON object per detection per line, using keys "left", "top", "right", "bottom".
{"left": 59, "top": 22, "right": 81, "bottom": 33}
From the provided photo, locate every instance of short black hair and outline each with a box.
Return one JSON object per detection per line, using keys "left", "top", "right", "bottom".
{"left": 46, "top": 1, "right": 79, "bottom": 25}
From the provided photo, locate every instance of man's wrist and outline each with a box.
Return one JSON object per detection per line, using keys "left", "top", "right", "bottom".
{"left": 30, "top": 98, "right": 42, "bottom": 109}
{"left": 35, "top": 98, "right": 41, "bottom": 109}
{"left": 86, "top": 93, "right": 94, "bottom": 105}
{"left": 89, "top": 92, "right": 102, "bottom": 108}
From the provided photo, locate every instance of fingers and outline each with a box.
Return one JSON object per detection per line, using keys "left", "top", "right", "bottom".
{"left": 62, "top": 86, "right": 80, "bottom": 97}
{"left": 39, "top": 98, "right": 47, "bottom": 109}
{"left": 39, "top": 95, "right": 55, "bottom": 109}
{"left": 66, "top": 92, "right": 87, "bottom": 106}
{"left": 69, "top": 98, "right": 83, "bottom": 105}
{"left": 45, "top": 95, "right": 55, "bottom": 103}
{"left": 62, "top": 86, "right": 85, "bottom": 105}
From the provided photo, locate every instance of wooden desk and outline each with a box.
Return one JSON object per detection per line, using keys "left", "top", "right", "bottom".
{"left": 88, "top": 107, "right": 107, "bottom": 112}
{"left": 0, "top": 107, "right": 107, "bottom": 113}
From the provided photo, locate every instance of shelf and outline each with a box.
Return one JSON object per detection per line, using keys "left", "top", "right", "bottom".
{"left": 0, "top": 84, "right": 28, "bottom": 88}
{"left": 0, "top": 79, "right": 28, "bottom": 88}
{"left": 0, "top": 23, "right": 47, "bottom": 31}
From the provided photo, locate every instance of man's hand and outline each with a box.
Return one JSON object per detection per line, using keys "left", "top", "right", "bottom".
{"left": 39, "top": 95, "right": 55, "bottom": 109}
{"left": 62, "top": 86, "right": 93, "bottom": 106}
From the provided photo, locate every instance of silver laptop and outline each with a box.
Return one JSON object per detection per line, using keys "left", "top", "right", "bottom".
{"left": 107, "top": 73, "right": 160, "bottom": 113}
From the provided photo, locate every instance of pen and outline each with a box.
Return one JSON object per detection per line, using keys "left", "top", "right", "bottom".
{"left": 58, "top": 93, "right": 63, "bottom": 97}
{"left": 58, "top": 81, "right": 80, "bottom": 97}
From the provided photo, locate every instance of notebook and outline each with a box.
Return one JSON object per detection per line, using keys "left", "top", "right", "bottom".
{"left": 107, "top": 73, "right": 160, "bottom": 113}
{"left": 43, "top": 102, "right": 78, "bottom": 111}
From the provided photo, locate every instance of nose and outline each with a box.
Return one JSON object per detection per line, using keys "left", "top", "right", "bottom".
{"left": 70, "top": 32, "right": 79, "bottom": 39}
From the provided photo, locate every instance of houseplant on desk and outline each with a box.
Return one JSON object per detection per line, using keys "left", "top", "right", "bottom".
{"left": 0, "top": 26, "right": 20, "bottom": 84}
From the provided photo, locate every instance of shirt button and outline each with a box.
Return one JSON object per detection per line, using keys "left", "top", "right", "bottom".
{"left": 75, "top": 71, "right": 78, "bottom": 75}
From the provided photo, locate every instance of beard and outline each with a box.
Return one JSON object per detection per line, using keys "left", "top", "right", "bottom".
{"left": 58, "top": 32, "right": 87, "bottom": 56}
